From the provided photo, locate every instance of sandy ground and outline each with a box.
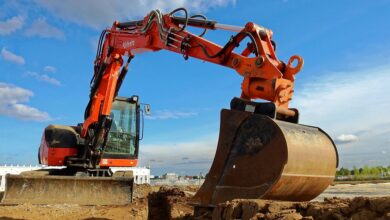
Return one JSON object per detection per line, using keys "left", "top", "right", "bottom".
{"left": 316, "top": 182, "right": 390, "bottom": 201}
{"left": 0, "top": 185, "right": 196, "bottom": 220}
{"left": 0, "top": 183, "right": 389, "bottom": 219}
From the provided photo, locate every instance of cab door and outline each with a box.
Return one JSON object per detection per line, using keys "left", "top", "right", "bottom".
{"left": 99, "top": 96, "right": 140, "bottom": 167}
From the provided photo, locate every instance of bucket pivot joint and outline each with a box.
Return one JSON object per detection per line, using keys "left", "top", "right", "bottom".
{"left": 230, "top": 97, "right": 299, "bottom": 123}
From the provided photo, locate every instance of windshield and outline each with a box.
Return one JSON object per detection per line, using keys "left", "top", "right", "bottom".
{"left": 104, "top": 100, "right": 137, "bottom": 156}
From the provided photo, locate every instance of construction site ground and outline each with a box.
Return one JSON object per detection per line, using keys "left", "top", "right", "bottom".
{"left": 0, "top": 182, "right": 390, "bottom": 220}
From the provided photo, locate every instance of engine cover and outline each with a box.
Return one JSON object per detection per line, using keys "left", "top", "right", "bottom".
{"left": 39, "top": 125, "right": 79, "bottom": 166}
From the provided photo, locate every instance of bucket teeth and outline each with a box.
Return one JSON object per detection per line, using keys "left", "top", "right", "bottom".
{"left": 194, "top": 109, "right": 338, "bottom": 206}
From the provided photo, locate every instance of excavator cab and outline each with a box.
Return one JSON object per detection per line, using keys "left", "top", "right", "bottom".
{"left": 100, "top": 96, "right": 140, "bottom": 167}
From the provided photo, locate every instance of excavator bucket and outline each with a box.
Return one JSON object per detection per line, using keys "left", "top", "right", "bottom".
{"left": 194, "top": 107, "right": 338, "bottom": 206}
{"left": 1, "top": 170, "right": 133, "bottom": 205}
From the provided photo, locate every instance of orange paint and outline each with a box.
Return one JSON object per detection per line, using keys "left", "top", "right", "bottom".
{"left": 99, "top": 159, "right": 138, "bottom": 167}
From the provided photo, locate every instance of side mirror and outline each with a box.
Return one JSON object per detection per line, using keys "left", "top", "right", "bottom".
{"left": 144, "top": 104, "right": 151, "bottom": 116}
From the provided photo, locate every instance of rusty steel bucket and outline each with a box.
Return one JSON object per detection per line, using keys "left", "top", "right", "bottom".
{"left": 1, "top": 170, "right": 133, "bottom": 205}
{"left": 194, "top": 109, "right": 338, "bottom": 206}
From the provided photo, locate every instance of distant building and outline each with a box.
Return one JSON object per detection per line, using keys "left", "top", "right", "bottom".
{"left": 162, "top": 172, "right": 178, "bottom": 181}
{"left": 0, "top": 165, "right": 151, "bottom": 191}
{"left": 178, "top": 175, "right": 195, "bottom": 180}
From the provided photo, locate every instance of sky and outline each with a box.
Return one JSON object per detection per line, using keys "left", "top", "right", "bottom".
{"left": 0, "top": 0, "right": 389, "bottom": 176}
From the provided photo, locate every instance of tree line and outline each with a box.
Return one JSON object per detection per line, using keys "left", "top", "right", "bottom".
{"left": 336, "top": 165, "right": 390, "bottom": 180}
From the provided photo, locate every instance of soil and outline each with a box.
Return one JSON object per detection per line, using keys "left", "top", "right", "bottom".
{"left": 0, "top": 184, "right": 153, "bottom": 220}
{"left": 148, "top": 186, "right": 194, "bottom": 220}
{"left": 209, "top": 197, "right": 390, "bottom": 220}
{"left": 0, "top": 185, "right": 196, "bottom": 220}
{"left": 1, "top": 184, "right": 390, "bottom": 220}
{"left": 333, "top": 179, "right": 390, "bottom": 185}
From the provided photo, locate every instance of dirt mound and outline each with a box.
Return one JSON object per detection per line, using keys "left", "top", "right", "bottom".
{"left": 148, "top": 186, "right": 193, "bottom": 220}
{"left": 133, "top": 183, "right": 154, "bottom": 199}
{"left": 209, "top": 197, "right": 390, "bottom": 220}
{"left": 176, "top": 185, "right": 200, "bottom": 193}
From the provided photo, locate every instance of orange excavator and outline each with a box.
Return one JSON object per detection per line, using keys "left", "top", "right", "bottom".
{"left": 2, "top": 8, "right": 338, "bottom": 207}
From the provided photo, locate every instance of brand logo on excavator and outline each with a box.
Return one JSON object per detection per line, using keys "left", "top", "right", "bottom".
{"left": 122, "top": 40, "right": 135, "bottom": 49}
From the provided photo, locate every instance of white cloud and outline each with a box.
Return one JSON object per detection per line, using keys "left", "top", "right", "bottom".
{"left": 139, "top": 136, "right": 217, "bottom": 174}
{"left": 25, "top": 71, "right": 62, "bottom": 86}
{"left": 291, "top": 64, "right": 390, "bottom": 167}
{"left": 146, "top": 110, "right": 197, "bottom": 120}
{"left": 1, "top": 48, "right": 25, "bottom": 65}
{"left": 43, "top": 65, "right": 56, "bottom": 73}
{"left": 0, "top": 82, "right": 51, "bottom": 121}
{"left": 292, "top": 65, "right": 390, "bottom": 134}
{"left": 334, "top": 134, "right": 358, "bottom": 145}
{"left": 25, "top": 17, "right": 65, "bottom": 39}
{"left": 35, "top": 0, "right": 235, "bottom": 29}
{"left": 0, "top": 16, "right": 24, "bottom": 35}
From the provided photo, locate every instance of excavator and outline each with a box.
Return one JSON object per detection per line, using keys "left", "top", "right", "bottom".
{"left": 2, "top": 8, "right": 338, "bottom": 207}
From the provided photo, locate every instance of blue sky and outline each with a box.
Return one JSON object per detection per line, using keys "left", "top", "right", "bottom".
{"left": 0, "top": 0, "right": 389, "bottom": 175}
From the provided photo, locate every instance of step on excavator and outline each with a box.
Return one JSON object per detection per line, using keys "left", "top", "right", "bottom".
{"left": 1, "top": 8, "right": 338, "bottom": 206}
